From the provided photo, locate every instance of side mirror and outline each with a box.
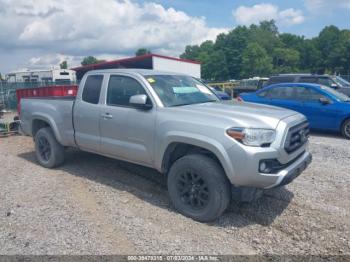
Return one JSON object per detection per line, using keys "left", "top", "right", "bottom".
{"left": 319, "top": 97, "right": 331, "bottom": 105}
{"left": 129, "top": 94, "right": 152, "bottom": 110}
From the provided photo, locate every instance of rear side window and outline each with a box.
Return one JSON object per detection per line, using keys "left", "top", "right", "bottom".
{"left": 266, "top": 86, "right": 296, "bottom": 99}
{"left": 82, "top": 75, "right": 103, "bottom": 104}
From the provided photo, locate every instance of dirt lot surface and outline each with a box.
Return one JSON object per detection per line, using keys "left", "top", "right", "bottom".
{"left": 0, "top": 133, "right": 349, "bottom": 255}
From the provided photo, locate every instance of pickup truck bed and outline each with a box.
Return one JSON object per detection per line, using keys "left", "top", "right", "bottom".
{"left": 21, "top": 97, "right": 76, "bottom": 147}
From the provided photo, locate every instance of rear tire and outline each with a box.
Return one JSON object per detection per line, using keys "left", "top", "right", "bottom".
{"left": 341, "top": 118, "right": 350, "bottom": 139}
{"left": 34, "top": 127, "right": 65, "bottom": 168}
{"left": 167, "top": 154, "right": 231, "bottom": 222}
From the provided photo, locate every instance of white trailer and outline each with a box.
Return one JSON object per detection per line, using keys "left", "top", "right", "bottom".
{"left": 6, "top": 69, "right": 76, "bottom": 83}
{"left": 73, "top": 54, "right": 201, "bottom": 80}
{"left": 151, "top": 55, "right": 201, "bottom": 78}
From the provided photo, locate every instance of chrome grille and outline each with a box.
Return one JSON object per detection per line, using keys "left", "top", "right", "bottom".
{"left": 284, "top": 121, "right": 309, "bottom": 154}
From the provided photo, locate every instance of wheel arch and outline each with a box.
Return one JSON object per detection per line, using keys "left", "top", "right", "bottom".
{"left": 340, "top": 116, "right": 350, "bottom": 136}
{"left": 31, "top": 114, "right": 62, "bottom": 143}
{"left": 341, "top": 116, "right": 350, "bottom": 128}
{"left": 158, "top": 134, "right": 235, "bottom": 181}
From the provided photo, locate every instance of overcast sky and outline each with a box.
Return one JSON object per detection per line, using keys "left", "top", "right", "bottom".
{"left": 0, "top": 0, "right": 349, "bottom": 73}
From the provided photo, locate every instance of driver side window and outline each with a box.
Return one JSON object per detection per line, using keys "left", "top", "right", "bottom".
{"left": 294, "top": 87, "right": 328, "bottom": 102}
{"left": 107, "top": 75, "right": 151, "bottom": 107}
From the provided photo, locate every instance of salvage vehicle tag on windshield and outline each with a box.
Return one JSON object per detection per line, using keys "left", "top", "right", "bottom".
{"left": 172, "top": 86, "right": 199, "bottom": 94}
{"left": 147, "top": 78, "right": 155, "bottom": 83}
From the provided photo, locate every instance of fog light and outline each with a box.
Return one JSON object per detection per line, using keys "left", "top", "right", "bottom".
{"left": 259, "top": 162, "right": 267, "bottom": 172}
{"left": 259, "top": 159, "right": 282, "bottom": 174}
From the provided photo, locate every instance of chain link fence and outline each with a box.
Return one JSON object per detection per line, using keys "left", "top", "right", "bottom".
{"left": 0, "top": 81, "right": 77, "bottom": 111}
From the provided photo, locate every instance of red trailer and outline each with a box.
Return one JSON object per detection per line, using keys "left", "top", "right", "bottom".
{"left": 16, "top": 85, "right": 78, "bottom": 114}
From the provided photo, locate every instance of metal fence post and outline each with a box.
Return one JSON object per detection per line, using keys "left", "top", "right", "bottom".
{"left": 0, "top": 80, "right": 5, "bottom": 109}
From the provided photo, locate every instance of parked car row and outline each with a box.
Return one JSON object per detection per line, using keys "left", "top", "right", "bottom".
{"left": 208, "top": 74, "right": 350, "bottom": 99}
{"left": 267, "top": 74, "right": 350, "bottom": 96}
{"left": 239, "top": 83, "right": 350, "bottom": 139}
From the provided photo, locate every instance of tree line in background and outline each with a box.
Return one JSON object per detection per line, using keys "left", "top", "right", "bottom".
{"left": 180, "top": 20, "right": 350, "bottom": 81}
{"left": 51, "top": 20, "right": 350, "bottom": 82}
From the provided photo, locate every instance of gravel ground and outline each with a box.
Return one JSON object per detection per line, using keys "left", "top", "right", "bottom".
{"left": 0, "top": 133, "right": 349, "bottom": 255}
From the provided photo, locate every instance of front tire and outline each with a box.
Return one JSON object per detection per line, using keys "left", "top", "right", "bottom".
{"left": 167, "top": 154, "right": 231, "bottom": 222}
{"left": 35, "top": 127, "right": 65, "bottom": 168}
{"left": 341, "top": 119, "right": 350, "bottom": 139}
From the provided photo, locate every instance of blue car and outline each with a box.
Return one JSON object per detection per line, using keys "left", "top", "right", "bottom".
{"left": 239, "top": 83, "right": 350, "bottom": 139}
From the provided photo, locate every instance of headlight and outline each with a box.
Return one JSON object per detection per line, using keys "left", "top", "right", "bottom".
{"left": 226, "top": 127, "right": 276, "bottom": 147}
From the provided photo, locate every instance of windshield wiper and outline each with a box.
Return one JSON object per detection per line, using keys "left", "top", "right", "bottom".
{"left": 172, "top": 103, "right": 193, "bottom": 107}
{"left": 172, "top": 100, "right": 217, "bottom": 107}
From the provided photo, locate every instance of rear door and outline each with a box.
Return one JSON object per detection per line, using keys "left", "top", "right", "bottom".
{"left": 73, "top": 74, "right": 104, "bottom": 152}
{"left": 99, "top": 74, "right": 156, "bottom": 166}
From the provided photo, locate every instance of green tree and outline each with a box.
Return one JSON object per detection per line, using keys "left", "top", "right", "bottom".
{"left": 272, "top": 48, "right": 300, "bottom": 73}
{"left": 203, "top": 50, "right": 229, "bottom": 80}
{"left": 241, "top": 43, "right": 273, "bottom": 78}
{"left": 60, "top": 61, "right": 68, "bottom": 69}
{"left": 249, "top": 21, "right": 282, "bottom": 54}
{"left": 215, "top": 26, "right": 250, "bottom": 79}
{"left": 299, "top": 39, "right": 323, "bottom": 73}
{"left": 279, "top": 33, "right": 304, "bottom": 50}
{"left": 81, "top": 56, "right": 106, "bottom": 66}
{"left": 180, "top": 21, "right": 350, "bottom": 80}
{"left": 135, "top": 48, "right": 151, "bottom": 56}
{"left": 180, "top": 45, "right": 201, "bottom": 60}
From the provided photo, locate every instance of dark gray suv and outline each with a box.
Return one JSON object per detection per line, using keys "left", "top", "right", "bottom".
{"left": 267, "top": 74, "right": 350, "bottom": 97}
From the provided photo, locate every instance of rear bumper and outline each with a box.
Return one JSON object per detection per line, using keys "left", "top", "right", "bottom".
{"left": 264, "top": 151, "right": 312, "bottom": 189}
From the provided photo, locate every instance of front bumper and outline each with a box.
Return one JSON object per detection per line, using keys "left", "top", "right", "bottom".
{"left": 263, "top": 151, "right": 312, "bottom": 189}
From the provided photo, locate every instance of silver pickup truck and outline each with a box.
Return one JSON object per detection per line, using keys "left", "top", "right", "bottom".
{"left": 20, "top": 69, "right": 312, "bottom": 222}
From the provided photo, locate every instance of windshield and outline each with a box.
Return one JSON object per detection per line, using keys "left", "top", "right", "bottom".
{"left": 145, "top": 75, "right": 218, "bottom": 107}
{"left": 320, "top": 85, "right": 350, "bottom": 102}
{"left": 332, "top": 76, "right": 350, "bottom": 87}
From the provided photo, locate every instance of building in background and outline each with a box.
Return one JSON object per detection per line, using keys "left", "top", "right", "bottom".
{"left": 72, "top": 53, "right": 201, "bottom": 81}
{"left": 6, "top": 68, "right": 76, "bottom": 84}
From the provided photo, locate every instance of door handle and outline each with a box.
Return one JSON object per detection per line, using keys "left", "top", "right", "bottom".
{"left": 101, "top": 113, "right": 113, "bottom": 119}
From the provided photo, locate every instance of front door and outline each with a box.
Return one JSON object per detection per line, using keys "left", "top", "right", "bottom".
{"left": 295, "top": 87, "right": 338, "bottom": 130}
{"left": 99, "top": 74, "right": 156, "bottom": 166}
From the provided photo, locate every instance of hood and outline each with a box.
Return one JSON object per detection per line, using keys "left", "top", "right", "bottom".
{"left": 169, "top": 101, "right": 300, "bottom": 129}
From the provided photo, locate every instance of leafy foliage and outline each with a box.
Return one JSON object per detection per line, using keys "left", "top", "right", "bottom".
{"left": 241, "top": 43, "right": 272, "bottom": 78}
{"left": 180, "top": 20, "right": 350, "bottom": 80}
{"left": 60, "top": 61, "right": 68, "bottom": 69}
{"left": 81, "top": 56, "right": 106, "bottom": 66}
{"left": 135, "top": 48, "right": 151, "bottom": 56}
